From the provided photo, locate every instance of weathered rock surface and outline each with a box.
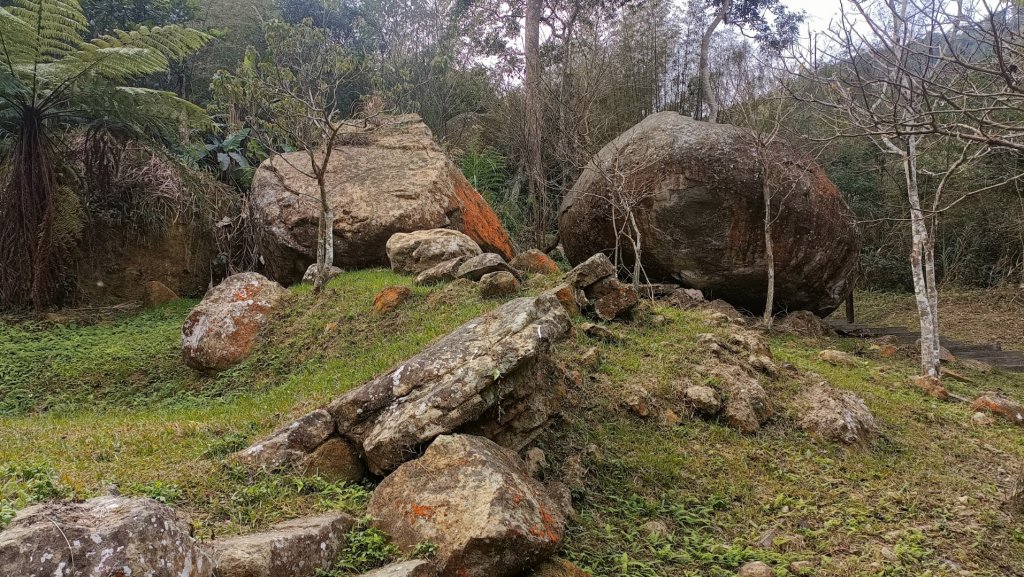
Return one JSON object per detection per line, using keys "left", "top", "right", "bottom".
{"left": 818, "top": 349, "right": 860, "bottom": 368}
{"left": 415, "top": 256, "right": 469, "bottom": 285}
{"left": 561, "top": 254, "right": 638, "bottom": 321}
{"left": 367, "top": 434, "right": 565, "bottom": 577}
{"left": 683, "top": 385, "right": 722, "bottom": 415}
{"left": 299, "top": 437, "right": 366, "bottom": 482}
{"left": 737, "top": 561, "right": 774, "bottom": 577}
{"left": 234, "top": 409, "right": 337, "bottom": 471}
{"left": 251, "top": 115, "right": 514, "bottom": 284}
{"left": 796, "top": 384, "right": 877, "bottom": 446}
{"left": 374, "top": 286, "right": 412, "bottom": 314}
{"left": 971, "top": 392, "right": 1024, "bottom": 426}
{"left": 0, "top": 496, "right": 212, "bottom": 577}
{"left": 511, "top": 249, "right": 561, "bottom": 275}
{"left": 303, "top": 264, "right": 343, "bottom": 284}
{"left": 358, "top": 561, "right": 435, "bottom": 577}
{"left": 776, "top": 311, "right": 835, "bottom": 337}
{"left": 479, "top": 271, "right": 521, "bottom": 298}
{"left": 458, "top": 252, "right": 519, "bottom": 281}
{"left": 241, "top": 295, "right": 572, "bottom": 476}
{"left": 712, "top": 365, "right": 773, "bottom": 433}
{"left": 144, "top": 280, "right": 179, "bottom": 307}
{"left": 205, "top": 513, "right": 356, "bottom": 577}
{"left": 182, "top": 272, "right": 288, "bottom": 372}
{"left": 526, "top": 558, "right": 592, "bottom": 577}
{"left": 559, "top": 112, "right": 859, "bottom": 316}
{"left": 387, "top": 229, "right": 482, "bottom": 275}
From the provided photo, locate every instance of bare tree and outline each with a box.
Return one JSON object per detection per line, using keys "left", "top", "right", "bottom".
{"left": 788, "top": 0, "right": 1024, "bottom": 379}
{"left": 213, "top": 18, "right": 368, "bottom": 291}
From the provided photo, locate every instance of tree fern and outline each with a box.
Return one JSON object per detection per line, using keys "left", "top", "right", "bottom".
{"left": 0, "top": 0, "right": 212, "bottom": 310}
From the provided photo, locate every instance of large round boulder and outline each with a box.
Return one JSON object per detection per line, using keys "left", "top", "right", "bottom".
{"left": 251, "top": 115, "right": 515, "bottom": 284}
{"left": 181, "top": 272, "right": 288, "bottom": 372}
{"left": 558, "top": 112, "right": 860, "bottom": 316}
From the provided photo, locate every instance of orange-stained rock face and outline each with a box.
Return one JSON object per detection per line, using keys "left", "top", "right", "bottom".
{"left": 449, "top": 166, "right": 516, "bottom": 262}
{"left": 971, "top": 392, "right": 1024, "bottom": 425}
{"left": 510, "top": 249, "right": 559, "bottom": 275}
{"left": 373, "top": 286, "right": 412, "bottom": 314}
{"left": 250, "top": 115, "right": 515, "bottom": 285}
{"left": 181, "top": 272, "right": 289, "bottom": 372}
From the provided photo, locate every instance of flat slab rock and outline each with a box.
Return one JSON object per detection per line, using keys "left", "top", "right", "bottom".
{"left": 182, "top": 272, "right": 288, "bottom": 372}
{"left": 205, "top": 512, "right": 356, "bottom": 577}
{"left": 0, "top": 496, "right": 212, "bottom": 577}
{"left": 368, "top": 434, "right": 565, "bottom": 577}
{"left": 358, "top": 560, "right": 435, "bottom": 577}
{"left": 239, "top": 294, "right": 572, "bottom": 476}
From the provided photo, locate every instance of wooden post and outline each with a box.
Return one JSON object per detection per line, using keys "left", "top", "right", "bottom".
{"left": 845, "top": 291, "right": 855, "bottom": 324}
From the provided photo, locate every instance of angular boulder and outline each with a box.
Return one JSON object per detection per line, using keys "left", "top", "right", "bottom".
{"left": 367, "top": 434, "right": 565, "bottom": 577}
{"left": 251, "top": 115, "right": 514, "bottom": 284}
{"left": 205, "top": 513, "right": 355, "bottom": 577}
{"left": 0, "top": 496, "right": 212, "bottom": 577}
{"left": 387, "top": 229, "right": 482, "bottom": 275}
{"left": 458, "top": 252, "right": 519, "bottom": 281}
{"left": 144, "top": 280, "right": 179, "bottom": 307}
{"left": 374, "top": 286, "right": 412, "bottom": 314}
{"left": 561, "top": 254, "right": 637, "bottom": 321}
{"left": 796, "top": 384, "right": 878, "bottom": 446}
{"left": 511, "top": 249, "right": 561, "bottom": 275}
{"left": 181, "top": 272, "right": 288, "bottom": 372}
{"left": 302, "top": 264, "right": 343, "bottom": 284}
{"left": 479, "top": 271, "right": 521, "bottom": 298}
{"left": 558, "top": 112, "right": 860, "bottom": 316}
{"left": 241, "top": 295, "right": 572, "bottom": 476}
{"left": 415, "top": 256, "right": 470, "bottom": 285}
{"left": 971, "top": 392, "right": 1024, "bottom": 426}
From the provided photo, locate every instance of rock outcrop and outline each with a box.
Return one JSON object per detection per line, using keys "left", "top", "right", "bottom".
{"left": 0, "top": 496, "right": 212, "bottom": 577}
{"left": 367, "top": 434, "right": 565, "bottom": 577}
{"left": 239, "top": 294, "right": 572, "bottom": 476}
{"left": 181, "top": 272, "right": 289, "bottom": 372}
{"left": 558, "top": 112, "right": 859, "bottom": 316}
{"left": 205, "top": 513, "right": 355, "bottom": 577}
{"left": 387, "top": 229, "right": 482, "bottom": 275}
{"left": 250, "top": 115, "right": 514, "bottom": 284}
{"left": 561, "top": 254, "right": 638, "bottom": 321}
{"left": 796, "top": 384, "right": 878, "bottom": 446}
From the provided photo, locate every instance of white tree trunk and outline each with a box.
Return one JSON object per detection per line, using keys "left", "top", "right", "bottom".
{"left": 762, "top": 160, "right": 775, "bottom": 328}
{"left": 904, "top": 136, "right": 941, "bottom": 377}
{"left": 698, "top": 0, "right": 729, "bottom": 123}
{"left": 314, "top": 179, "right": 334, "bottom": 292}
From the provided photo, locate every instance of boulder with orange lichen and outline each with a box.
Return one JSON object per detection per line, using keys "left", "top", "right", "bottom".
{"left": 251, "top": 114, "right": 514, "bottom": 284}
{"left": 367, "top": 434, "right": 565, "bottom": 577}
{"left": 181, "top": 272, "right": 288, "bottom": 372}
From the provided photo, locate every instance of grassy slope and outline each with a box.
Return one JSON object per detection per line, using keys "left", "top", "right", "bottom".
{"left": 855, "top": 288, "right": 1024, "bottom": 351}
{"left": 2, "top": 274, "right": 1024, "bottom": 576}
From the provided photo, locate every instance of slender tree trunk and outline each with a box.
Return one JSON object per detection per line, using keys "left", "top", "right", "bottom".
{"left": 697, "top": 0, "right": 728, "bottom": 123}
{"left": 313, "top": 176, "right": 334, "bottom": 293}
{"left": 762, "top": 158, "right": 775, "bottom": 328}
{"left": 904, "top": 136, "right": 941, "bottom": 377}
{"left": 524, "top": 0, "right": 546, "bottom": 246}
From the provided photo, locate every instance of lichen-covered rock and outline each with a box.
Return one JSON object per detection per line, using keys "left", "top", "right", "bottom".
{"left": 205, "top": 513, "right": 356, "bottom": 577}
{"left": 479, "top": 271, "right": 521, "bottom": 298}
{"left": 458, "top": 253, "right": 519, "bottom": 281}
{"left": 0, "top": 496, "right": 212, "bottom": 577}
{"left": 796, "top": 384, "right": 878, "bottom": 446}
{"left": 415, "top": 256, "right": 471, "bottom": 285}
{"left": 511, "top": 249, "right": 561, "bottom": 275}
{"left": 367, "top": 434, "right": 565, "bottom": 577}
{"left": 181, "top": 272, "right": 289, "bottom": 372}
{"left": 251, "top": 115, "right": 514, "bottom": 284}
{"left": 559, "top": 112, "right": 859, "bottom": 316}
{"left": 818, "top": 349, "right": 860, "bottom": 368}
{"left": 299, "top": 437, "right": 366, "bottom": 482}
{"left": 971, "top": 392, "right": 1024, "bottom": 426}
{"left": 144, "top": 280, "right": 178, "bottom": 307}
{"left": 586, "top": 277, "right": 638, "bottom": 321}
{"left": 563, "top": 253, "right": 616, "bottom": 291}
{"left": 387, "top": 229, "right": 482, "bottom": 275}
{"left": 302, "top": 264, "right": 343, "bottom": 284}
{"left": 234, "top": 409, "right": 337, "bottom": 471}
{"left": 374, "top": 286, "right": 413, "bottom": 314}
{"left": 358, "top": 561, "right": 435, "bottom": 577}
{"left": 241, "top": 295, "right": 572, "bottom": 476}
{"left": 712, "top": 366, "right": 773, "bottom": 433}
{"left": 683, "top": 385, "right": 721, "bottom": 415}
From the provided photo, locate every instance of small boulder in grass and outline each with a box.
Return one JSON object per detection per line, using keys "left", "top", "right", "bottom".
{"left": 511, "top": 249, "right": 561, "bottom": 275}
{"left": 818, "top": 349, "right": 861, "bottom": 368}
{"left": 914, "top": 375, "right": 950, "bottom": 400}
{"left": 415, "top": 255, "right": 470, "bottom": 285}
{"left": 737, "top": 561, "right": 773, "bottom": 577}
{"left": 971, "top": 392, "right": 1024, "bottom": 425}
{"left": 143, "top": 280, "right": 178, "bottom": 307}
{"left": 302, "top": 264, "right": 343, "bottom": 284}
{"left": 683, "top": 385, "right": 721, "bottom": 416}
{"left": 386, "top": 228, "right": 482, "bottom": 275}
{"left": 458, "top": 253, "right": 519, "bottom": 281}
{"left": 367, "top": 434, "right": 565, "bottom": 577}
{"left": 479, "top": 270, "right": 521, "bottom": 298}
{"left": 796, "top": 383, "right": 878, "bottom": 447}
{"left": 374, "top": 286, "right": 412, "bottom": 314}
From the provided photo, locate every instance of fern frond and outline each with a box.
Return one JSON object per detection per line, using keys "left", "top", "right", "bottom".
{"left": 4, "top": 0, "right": 86, "bottom": 65}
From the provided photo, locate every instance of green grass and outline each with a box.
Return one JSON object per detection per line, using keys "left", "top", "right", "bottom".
{"left": 2, "top": 272, "right": 1024, "bottom": 575}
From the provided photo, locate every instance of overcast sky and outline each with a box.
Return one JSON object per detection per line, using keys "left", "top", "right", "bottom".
{"left": 787, "top": 0, "right": 845, "bottom": 31}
